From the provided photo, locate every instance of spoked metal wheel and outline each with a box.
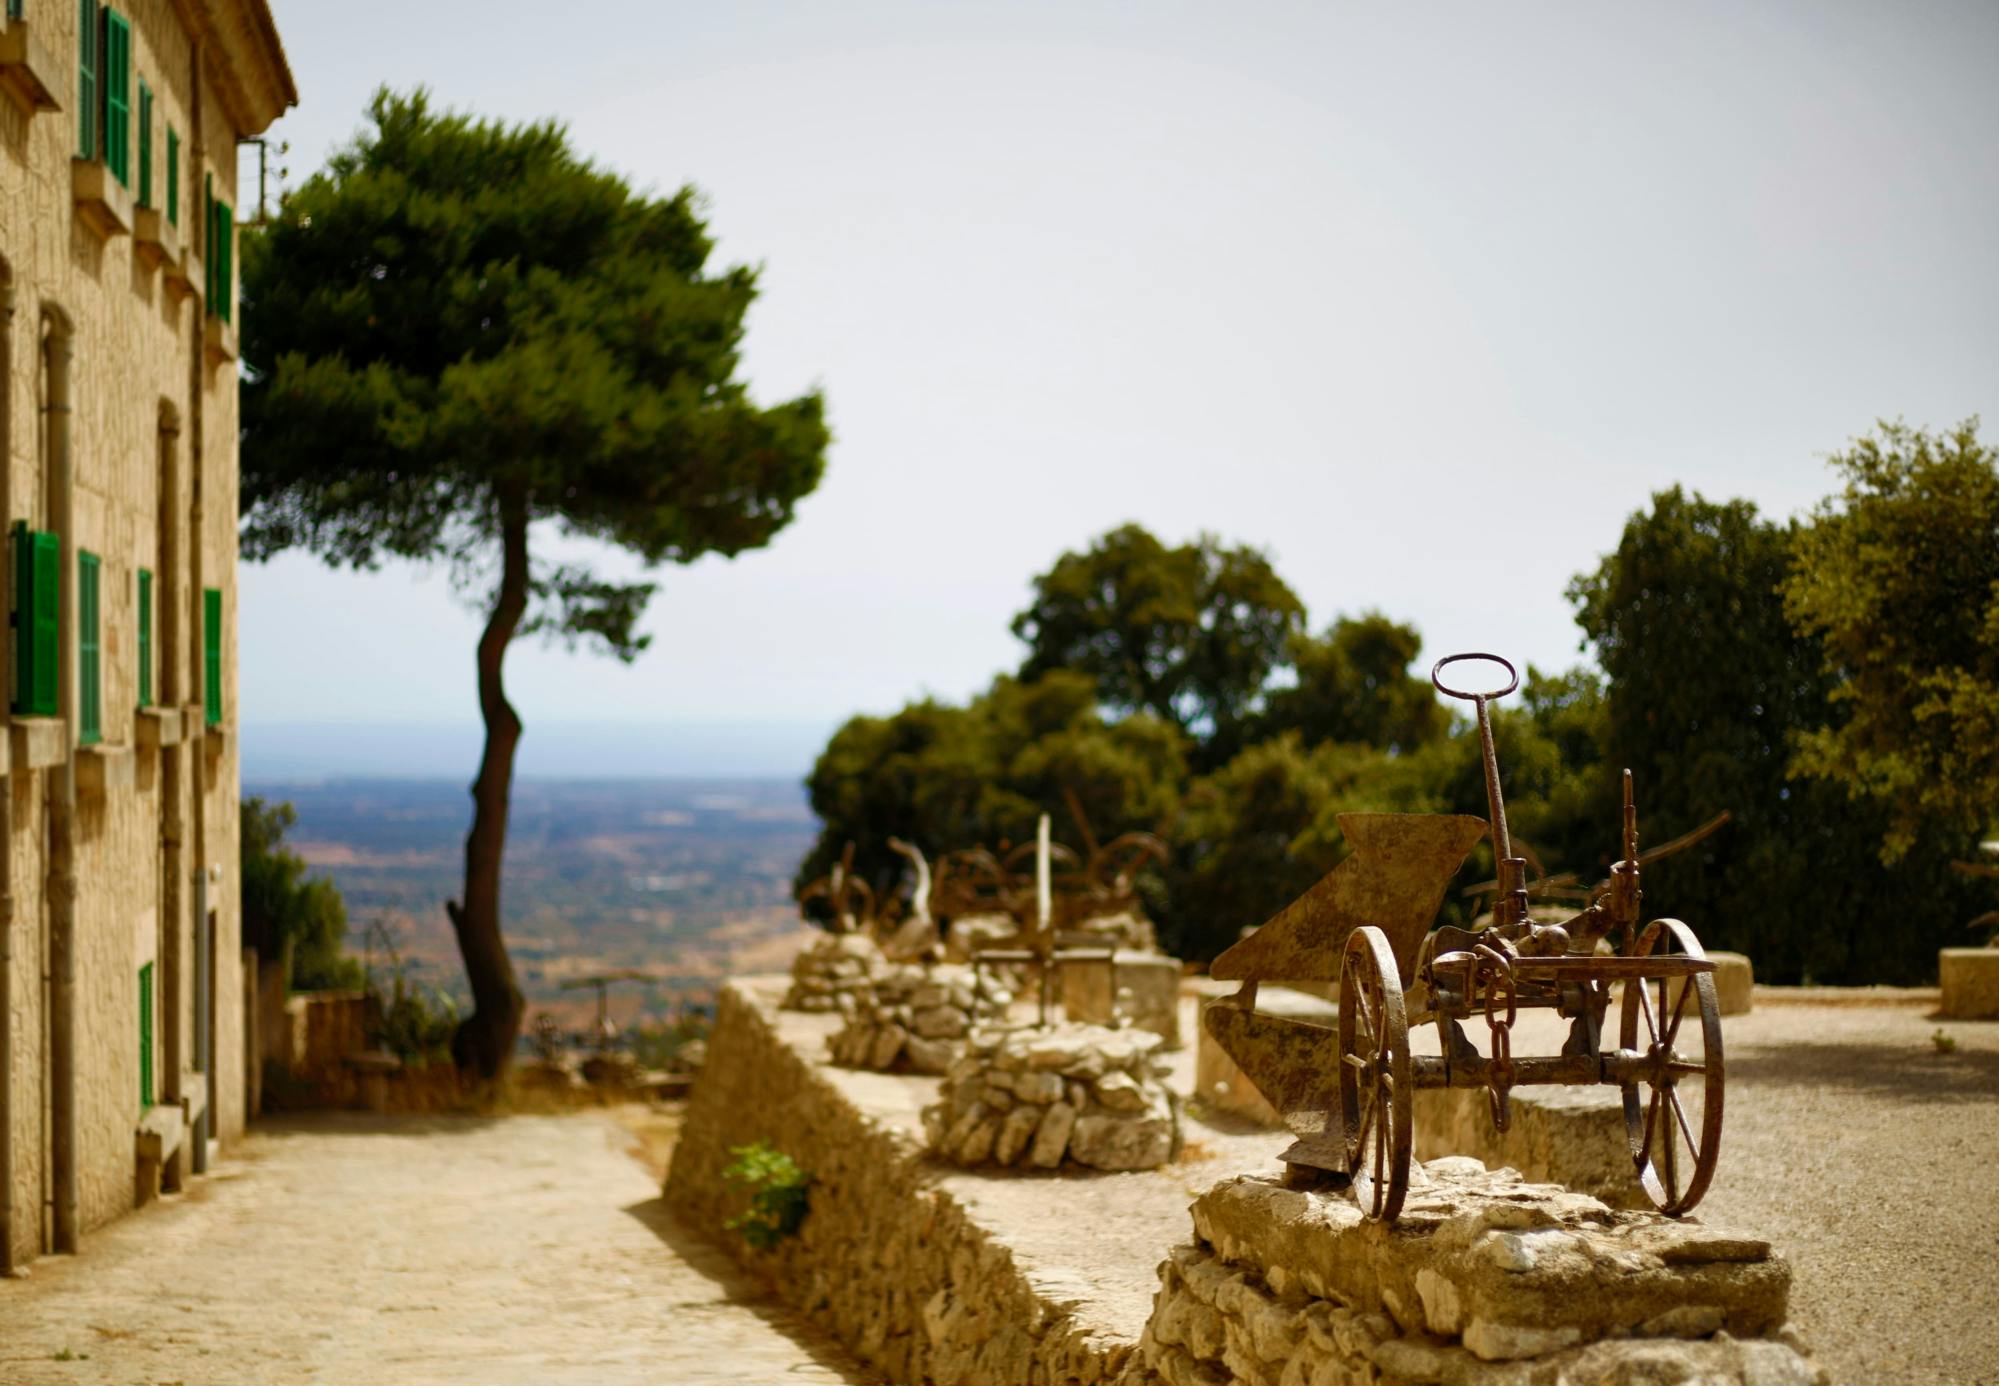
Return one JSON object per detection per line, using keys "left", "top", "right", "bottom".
{"left": 1619, "top": 918, "right": 1724, "bottom": 1215}
{"left": 1339, "top": 926, "right": 1412, "bottom": 1222}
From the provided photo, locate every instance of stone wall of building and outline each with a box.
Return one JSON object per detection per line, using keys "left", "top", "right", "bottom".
{"left": 0, "top": 0, "right": 281, "bottom": 1268}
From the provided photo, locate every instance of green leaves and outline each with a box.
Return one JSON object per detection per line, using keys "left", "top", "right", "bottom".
{"left": 1783, "top": 419, "right": 1999, "bottom": 860}
{"left": 1570, "top": 481, "right": 1980, "bottom": 982}
{"left": 1011, "top": 524, "right": 1304, "bottom": 759}
{"left": 240, "top": 86, "right": 829, "bottom": 637}
{"left": 722, "top": 1141, "right": 812, "bottom": 1251}
{"left": 241, "top": 797, "right": 360, "bottom": 991}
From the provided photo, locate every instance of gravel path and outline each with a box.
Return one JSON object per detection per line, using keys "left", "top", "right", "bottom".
{"left": 1696, "top": 1003, "right": 1999, "bottom": 1386}
{"left": 0, "top": 1111, "right": 869, "bottom": 1385}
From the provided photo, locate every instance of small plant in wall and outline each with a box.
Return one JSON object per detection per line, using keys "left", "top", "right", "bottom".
{"left": 722, "top": 1141, "right": 812, "bottom": 1250}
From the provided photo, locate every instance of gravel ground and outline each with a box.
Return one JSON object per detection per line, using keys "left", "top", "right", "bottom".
{"left": 0, "top": 1111, "right": 869, "bottom": 1385}
{"left": 1695, "top": 1004, "right": 1999, "bottom": 1386}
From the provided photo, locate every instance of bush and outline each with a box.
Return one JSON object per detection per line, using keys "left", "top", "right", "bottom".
{"left": 721, "top": 1141, "right": 811, "bottom": 1250}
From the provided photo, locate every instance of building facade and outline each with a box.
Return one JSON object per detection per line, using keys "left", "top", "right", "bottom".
{"left": 0, "top": 0, "right": 292, "bottom": 1271}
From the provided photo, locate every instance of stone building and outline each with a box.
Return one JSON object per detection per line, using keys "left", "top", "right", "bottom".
{"left": 0, "top": 0, "right": 293, "bottom": 1271}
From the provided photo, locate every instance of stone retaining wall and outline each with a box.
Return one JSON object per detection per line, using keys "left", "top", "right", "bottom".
{"left": 666, "top": 980, "right": 1138, "bottom": 1384}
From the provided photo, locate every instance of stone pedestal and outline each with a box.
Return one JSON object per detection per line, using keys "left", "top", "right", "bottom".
{"left": 1193, "top": 982, "right": 1336, "bottom": 1125}
{"left": 1940, "top": 947, "right": 1999, "bottom": 1019}
{"left": 922, "top": 1023, "right": 1180, "bottom": 1171}
{"left": 1061, "top": 953, "right": 1183, "bottom": 1047}
{"left": 1136, "top": 1163, "right": 1822, "bottom": 1384}
{"left": 782, "top": 933, "right": 884, "bottom": 1014}
{"left": 826, "top": 964, "right": 1009, "bottom": 1074}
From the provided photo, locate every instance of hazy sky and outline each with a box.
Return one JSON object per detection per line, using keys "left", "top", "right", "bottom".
{"left": 242, "top": 0, "right": 1999, "bottom": 777}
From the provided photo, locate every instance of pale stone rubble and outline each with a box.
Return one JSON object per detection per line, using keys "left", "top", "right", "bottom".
{"left": 1131, "top": 1161, "right": 1824, "bottom": 1385}
{"left": 922, "top": 1023, "right": 1181, "bottom": 1171}
{"left": 826, "top": 965, "right": 1012, "bottom": 1075}
{"left": 782, "top": 931, "right": 886, "bottom": 1013}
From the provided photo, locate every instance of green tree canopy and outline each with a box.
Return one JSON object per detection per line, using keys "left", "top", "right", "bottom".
{"left": 1568, "top": 486, "right": 1974, "bottom": 982}
{"left": 1259, "top": 613, "right": 1449, "bottom": 753}
{"left": 1783, "top": 420, "right": 1999, "bottom": 859}
{"left": 242, "top": 798, "right": 360, "bottom": 992}
{"left": 797, "top": 671, "right": 1187, "bottom": 910}
{"left": 1011, "top": 524, "right": 1304, "bottom": 761}
{"left": 242, "top": 90, "right": 829, "bottom": 1075}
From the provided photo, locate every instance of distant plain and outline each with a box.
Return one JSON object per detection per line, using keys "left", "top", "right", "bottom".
{"left": 250, "top": 777, "right": 820, "bottom": 1032}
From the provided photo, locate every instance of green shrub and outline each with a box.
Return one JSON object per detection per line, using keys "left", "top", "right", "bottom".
{"left": 722, "top": 1141, "right": 811, "bottom": 1250}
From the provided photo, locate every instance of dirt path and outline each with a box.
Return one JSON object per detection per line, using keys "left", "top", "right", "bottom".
{"left": 0, "top": 1111, "right": 871, "bottom": 1385}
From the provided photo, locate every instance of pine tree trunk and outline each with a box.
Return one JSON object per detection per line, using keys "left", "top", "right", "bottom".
{"left": 447, "top": 487, "right": 531, "bottom": 1079}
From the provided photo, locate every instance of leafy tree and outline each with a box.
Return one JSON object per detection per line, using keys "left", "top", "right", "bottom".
{"left": 241, "top": 798, "right": 361, "bottom": 991}
{"left": 798, "top": 671, "right": 1186, "bottom": 908}
{"left": 1784, "top": 420, "right": 1999, "bottom": 860}
{"left": 240, "top": 90, "right": 829, "bottom": 1075}
{"left": 1260, "top": 613, "right": 1449, "bottom": 753}
{"left": 1569, "top": 487, "right": 1974, "bottom": 982}
{"left": 1012, "top": 524, "right": 1304, "bottom": 762}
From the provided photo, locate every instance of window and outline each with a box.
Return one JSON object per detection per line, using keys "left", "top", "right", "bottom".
{"left": 137, "top": 77, "right": 152, "bottom": 207}
{"left": 136, "top": 567, "right": 152, "bottom": 707}
{"left": 78, "top": 549, "right": 101, "bottom": 745}
{"left": 166, "top": 125, "right": 179, "bottom": 227}
{"left": 202, "top": 586, "right": 221, "bottom": 726}
{"left": 205, "top": 176, "right": 234, "bottom": 323}
{"left": 10, "top": 523, "right": 59, "bottom": 719}
{"left": 138, "top": 962, "right": 155, "bottom": 1110}
{"left": 101, "top": 8, "right": 130, "bottom": 185}
{"left": 75, "top": 0, "right": 94, "bottom": 159}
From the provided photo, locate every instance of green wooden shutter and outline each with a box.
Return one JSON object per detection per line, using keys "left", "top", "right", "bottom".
{"left": 78, "top": 551, "right": 101, "bottom": 745}
{"left": 215, "top": 201, "right": 233, "bottom": 323}
{"left": 103, "top": 9, "right": 130, "bottom": 186}
{"left": 203, "top": 587, "right": 222, "bottom": 726}
{"left": 166, "top": 126, "right": 180, "bottom": 227}
{"left": 33, "top": 533, "right": 59, "bottom": 718}
{"left": 137, "top": 568, "right": 152, "bottom": 708}
{"left": 76, "top": 0, "right": 96, "bottom": 159}
{"left": 138, "top": 962, "right": 155, "bottom": 1110}
{"left": 9, "top": 522, "right": 26, "bottom": 714}
{"left": 137, "top": 78, "right": 152, "bottom": 207}
{"left": 11, "top": 526, "right": 61, "bottom": 720}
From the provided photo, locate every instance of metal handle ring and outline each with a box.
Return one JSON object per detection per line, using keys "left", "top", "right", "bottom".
{"left": 1431, "top": 652, "right": 1519, "bottom": 703}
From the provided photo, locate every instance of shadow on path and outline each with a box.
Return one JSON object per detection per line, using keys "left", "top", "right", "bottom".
{"left": 1726, "top": 1038, "right": 1999, "bottom": 1103}
{"left": 621, "top": 1198, "right": 876, "bottom": 1384}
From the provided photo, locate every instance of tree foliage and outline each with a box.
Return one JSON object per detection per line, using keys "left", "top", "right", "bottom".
{"left": 1783, "top": 419, "right": 1999, "bottom": 859}
{"left": 241, "top": 89, "right": 827, "bottom": 643}
{"left": 1260, "top": 613, "right": 1450, "bottom": 753}
{"left": 1570, "top": 486, "right": 1974, "bottom": 982}
{"left": 1011, "top": 524, "right": 1304, "bottom": 762}
{"left": 798, "top": 670, "right": 1187, "bottom": 907}
{"left": 242, "top": 798, "right": 361, "bottom": 992}
{"left": 241, "top": 90, "right": 829, "bottom": 1075}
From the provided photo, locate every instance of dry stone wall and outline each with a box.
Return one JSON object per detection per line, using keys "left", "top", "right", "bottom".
{"left": 827, "top": 964, "right": 1010, "bottom": 1075}
{"left": 1134, "top": 1165, "right": 1822, "bottom": 1385}
{"left": 922, "top": 1023, "right": 1180, "bottom": 1171}
{"left": 667, "top": 981, "right": 1142, "bottom": 1385}
{"left": 782, "top": 932, "right": 886, "bottom": 1014}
